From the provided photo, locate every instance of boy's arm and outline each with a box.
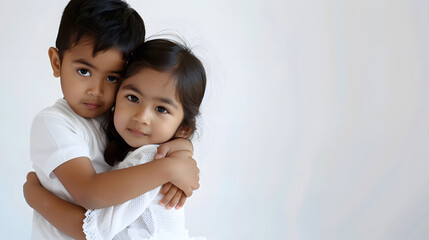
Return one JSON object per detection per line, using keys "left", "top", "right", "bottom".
{"left": 24, "top": 143, "right": 190, "bottom": 239}
{"left": 55, "top": 153, "right": 197, "bottom": 209}
{"left": 23, "top": 172, "right": 87, "bottom": 240}
{"left": 55, "top": 139, "right": 199, "bottom": 209}
{"left": 82, "top": 145, "right": 165, "bottom": 239}
{"left": 31, "top": 113, "right": 198, "bottom": 209}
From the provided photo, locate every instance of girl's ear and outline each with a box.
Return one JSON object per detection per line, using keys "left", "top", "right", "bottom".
{"left": 175, "top": 125, "right": 192, "bottom": 139}
{"left": 48, "top": 47, "right": 61, "bottom": 78}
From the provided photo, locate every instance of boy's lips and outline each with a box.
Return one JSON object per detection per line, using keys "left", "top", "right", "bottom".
{"left": 84, "top": 102, "right": 101, "bottom": 110}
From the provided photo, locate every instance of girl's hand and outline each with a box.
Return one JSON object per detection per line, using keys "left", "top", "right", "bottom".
{"left": 155, "top": 138, "right": 194, "bottom": 160}
{"left": 156, "top": 138, "right": 200, "bottom": 197}
{"left": 159, "top": 182, "right": 187, "bottom": 210}
{"left": 165, "top": 150, "right": 200, "bottom": 197}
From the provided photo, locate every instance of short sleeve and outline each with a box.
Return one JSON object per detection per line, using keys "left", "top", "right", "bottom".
{"left": 30, "top": 112, "right": 90, "bottom": 177}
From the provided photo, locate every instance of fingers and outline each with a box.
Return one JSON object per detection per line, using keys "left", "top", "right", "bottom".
{"left": 183, "top": 187, "right": 193, "bottom": 197}
{"left": 175, "top": 195, "right": 187, "bottom": 210}
{"left": 26, "top": 172, "right": 41, "bottom": 184}
{"left": 155, "top": 145, "right": 169, "bottom": 160}
{"left": 166, "top": 190, "right": 183, "bottom": 210}
{"left": 191, "top": 167, "right": 200, "bottom": 190}
{"left": 193, "top": 181, "right": 200, "bottom": 191}
{"left": 26, "top": 171, "right": 35, "bottom": 180}
{"left": 181, "top": 167, "right": 200, "bottom": 196}
{"left": 159, "top": 185, "right": 189, "bottom": 210}
{"left": 23, "top": 172, "right": 38, "bottom": 205}
{"left": 160, "top": 182, "right": 173, "bottom": 195}
{"left": 192, "top": 173, "right": 200, "bottom": 190}
{"left": 159, "top": 185, "right": 178, "bottom": 207}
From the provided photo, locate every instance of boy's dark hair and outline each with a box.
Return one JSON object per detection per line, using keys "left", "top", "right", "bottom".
{"left": 56, "top": 0, "right": 145, "bottom": 61}
{"left": 104, "top": 39, "right": 207, "bottom": 166}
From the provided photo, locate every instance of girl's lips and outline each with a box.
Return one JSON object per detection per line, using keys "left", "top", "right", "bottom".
{"left": 128, "top": 128, "right": 147, "bottom": 136}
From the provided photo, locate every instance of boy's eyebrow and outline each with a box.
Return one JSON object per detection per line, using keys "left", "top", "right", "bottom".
{"left": 73, "top": 59, "right": 97, "bottom": 70}
{"left": 121, "top": 84, "right": 179, "bottom": 109}
{"left": 73, "top": 59, "right": 122, "bottom": 75}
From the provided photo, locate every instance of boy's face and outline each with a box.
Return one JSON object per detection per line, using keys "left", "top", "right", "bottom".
{"left": 50, "top": 37, "right": 125, "bottom": 118}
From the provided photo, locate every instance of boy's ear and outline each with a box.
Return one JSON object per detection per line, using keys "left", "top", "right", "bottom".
{"left": 48, "top": 47, "right": 61, "bottom": 78}
{"left": 175, "top": 125, "right": 192, "bottom": 139}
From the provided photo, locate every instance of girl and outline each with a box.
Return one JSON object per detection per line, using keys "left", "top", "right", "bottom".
{"left": 24, "top": 38, "right": 207, "bottom": 239}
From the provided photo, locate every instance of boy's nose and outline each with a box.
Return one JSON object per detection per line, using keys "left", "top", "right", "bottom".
{"left": 87, "top": 79, "right": 104, "bottom": 97}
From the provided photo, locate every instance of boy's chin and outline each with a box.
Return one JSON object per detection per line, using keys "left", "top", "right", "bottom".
{"left": 74, "top": 107, "right": 107, "bottom": 119}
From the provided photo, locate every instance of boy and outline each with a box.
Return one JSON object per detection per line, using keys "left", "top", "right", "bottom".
{"left": 29, "top": 0, "right": 199, "bottom": 239}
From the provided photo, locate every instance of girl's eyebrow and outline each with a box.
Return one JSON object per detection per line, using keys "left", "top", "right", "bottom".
{"left": 121, "top": 84, "right": 179, "bottom": 109}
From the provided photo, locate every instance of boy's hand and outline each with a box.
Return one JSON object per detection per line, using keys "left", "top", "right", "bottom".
{"left": 155, "top": 138, "right": 194, "bottom": 160}
{"left": 23, "top": 172, "right": 43, "bottom": 208}
{"left": 159, "top": 182, "right": 187, "bottom": 210}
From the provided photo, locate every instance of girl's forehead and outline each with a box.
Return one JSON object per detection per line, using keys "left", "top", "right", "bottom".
{"left": 121, "top": 69, "right": 179, "bottom": 98}
{"left": 124, "top": 68, "right": 174, "bottom": 87}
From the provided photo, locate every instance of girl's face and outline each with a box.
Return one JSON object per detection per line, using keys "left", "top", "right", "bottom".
{"left": 114, "top": 68, "right": 185, "bottom": 148}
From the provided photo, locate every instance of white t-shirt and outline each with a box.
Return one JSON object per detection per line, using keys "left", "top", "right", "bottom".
{"left": 30, "top": 98, "right": 112, "bottom": 240}
{"left": 83, "top": 144, "right": 205, "bottom": 240}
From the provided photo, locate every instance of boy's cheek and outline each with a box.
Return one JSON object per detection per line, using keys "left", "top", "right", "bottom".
{"left": 106, "top": 85, "right": 120, "bottom": 105}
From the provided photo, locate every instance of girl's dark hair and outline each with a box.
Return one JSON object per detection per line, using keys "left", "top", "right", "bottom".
{"left": 56, "top": 0, "right": 145, "bottom": 61}
{"left": 104, "top": 39, "right": 207, "bottom": 166}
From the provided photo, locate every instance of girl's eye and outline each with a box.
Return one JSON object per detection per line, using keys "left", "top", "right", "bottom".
{"left": 127, "top": 95, "right": 139, "bottom": 103}
{"left": 106, "top": 76, "right": 118, "bottom": 83}
{"left": 77, "top": 69, "right": 90, "bottom": 77}
{"left": 155, "top": 106, "right": 168, "bottom": 114}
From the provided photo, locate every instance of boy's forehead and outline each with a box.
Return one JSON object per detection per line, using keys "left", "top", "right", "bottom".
{"left": 63, "top": 37, "right": 125, "bottom": 72}
{"left": 66, "top": 36, "right": 123, "bottom": 61}
{"left": 66, "top": 36, "right": 96, "bottom": 53}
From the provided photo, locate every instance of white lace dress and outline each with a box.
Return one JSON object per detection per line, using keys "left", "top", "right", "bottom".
{"left": 82, "top": 144, "right": 205, "bottom": 240}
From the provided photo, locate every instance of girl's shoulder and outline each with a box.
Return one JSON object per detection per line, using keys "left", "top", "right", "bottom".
{"left": 114, "top": 144, "right": 160, "bottom": 169}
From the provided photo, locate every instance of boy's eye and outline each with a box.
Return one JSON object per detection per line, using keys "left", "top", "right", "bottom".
{"left": 106, "top": 76, "right": 118, "bottom": 83}
{"left": 155, "top": 106, "right": 168, "bottom": 114}
{"left": 127, "top": 95, "right": 139, "bottom": 103}
{"left": 77, "top": 69, "right": 90, "bottom": 77}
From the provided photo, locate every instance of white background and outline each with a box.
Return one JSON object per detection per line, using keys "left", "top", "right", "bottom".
{"left": 1, "top": 0, "right": 428, "bottom": 239}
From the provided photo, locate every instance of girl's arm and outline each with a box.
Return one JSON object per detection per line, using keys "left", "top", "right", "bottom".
{"left": 156, "top": 139, "right": 194, "bottom": 209}
{"left": 23, "top": 172, "right": 87, "bottom": 240}
{"left": 55, "top": 138, "right": 199, "bottom": 209}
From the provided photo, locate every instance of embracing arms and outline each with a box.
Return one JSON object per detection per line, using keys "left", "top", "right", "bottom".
{"left": 55, "top": 139, "right": 199, "bottom": 209}
{"left": 24, "top": 140, "right": 198, "bottom": 239}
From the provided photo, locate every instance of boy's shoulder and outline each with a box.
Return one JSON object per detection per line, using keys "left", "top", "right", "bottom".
{"left": 33, "top": 98, "right": 104, "bottom": 132}
{"left": 37, "top": 98, "right": 78, "bottom": 119}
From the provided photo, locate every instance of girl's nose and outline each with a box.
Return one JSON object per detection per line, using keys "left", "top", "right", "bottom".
{"left": 133, "top": 106, "right": 151, "bottom": 125}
